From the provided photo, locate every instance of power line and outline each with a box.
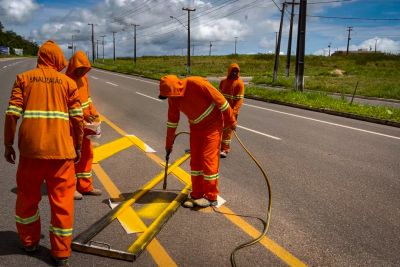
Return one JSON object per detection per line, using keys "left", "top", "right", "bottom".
{"left": 307, "top": 15, "right": 400, "bottom": 21}
{"left": 309, "top": 0, "right": 353, "bottom": 4}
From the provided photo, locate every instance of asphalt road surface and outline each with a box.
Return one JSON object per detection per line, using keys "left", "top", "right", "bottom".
{"left": 1, "top": 58, "right": 399, "bottom": 267}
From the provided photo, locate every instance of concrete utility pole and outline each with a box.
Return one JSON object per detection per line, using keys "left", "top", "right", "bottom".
{"left": 112, "top": 31, "right": 116, "bottom": 63}
{"left": 88, "top": 23, "right": 95, "bottom": 62}
{"left": 234, "top": 37, "right": 238, "bottom": 55}
{"left": 295, "top": 0, "right": 307, "bottom": 92}
{"left": 328, "top": 42, "right": 331, "bottom": 56}
{"left": 285, "top": 0, "right": 297, "bottom": 77}
{"left": 183, "top": 7, "right": 196, "bottom": 74}
{"left": 131, "top": 24, "right": 140, "bottom": 63}
{"left": 100, "top": 35, "right": 106, "bottom": 61}
{"left": 272, "top": 2, "right": 286, "bottom": 82}
{"left": 346, "top": 26, "right": 353, "bottom": 55}
{"left": 374, "top": 37, "right": 378, "bottom": 53}
{"left": 96, "top": 39, "right": 99, "bottom": 61}
{"left": 209, "top": 41, "right": 212, "bottom": 56}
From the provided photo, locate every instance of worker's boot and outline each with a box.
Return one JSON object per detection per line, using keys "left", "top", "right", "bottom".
{"left": 74, "top": 191, "right": 83, "bottom": 200}
{"left": 220, "top": 151, "right": 228, "bottom": 158}
{"left": 193, "top": 198, "right": 218, "bottom": 207}
{"left": 53, "top": 257, "right": 70, "bottom": 267}
{"left": 182, "top": 198, "right": 195, "bottom": 208}
{"left": 83, "top": 188, "right": 102, "bottom": 196}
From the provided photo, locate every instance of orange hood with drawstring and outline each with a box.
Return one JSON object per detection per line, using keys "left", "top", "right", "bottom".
{"left": 226, "top": 63, "right": 240, "bottom": 77}
{"left": 66, "top": 51, "right": 98, "bottom": 122}
{"left": 4, "top": 40, "right": 83, "bottom": 159}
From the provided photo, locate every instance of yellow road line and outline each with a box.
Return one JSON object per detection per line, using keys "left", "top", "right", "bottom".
{"left": 93, "top": 136, "right": 133, "bottom": 163}
{"left": 218, "top": 205, "right": 307, "bottom": 267}
{"left": 91, "top": 164, "right": 177, "bottom": 266}
{"left": 99, "top": 114, "right": 307, "bottom": 267}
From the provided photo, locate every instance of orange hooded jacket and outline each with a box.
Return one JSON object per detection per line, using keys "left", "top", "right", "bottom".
{"left": 219, "top": 63, "right": 245, "bottom": 116}
{"left": 160, "top": 75, "right": 237, "bottom": 149}
{"left": 66, "top": 50, "right": 98, "bottom": 121}
{"left": 4, "top": 40, "right": 83, "bottom": 159}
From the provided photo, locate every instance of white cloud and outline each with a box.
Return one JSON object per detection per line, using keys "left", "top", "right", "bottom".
{"left": 0, "top": 0, "right": 39, "bottom": 24}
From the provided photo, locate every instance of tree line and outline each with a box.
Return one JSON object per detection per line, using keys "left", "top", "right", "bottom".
{"left": 0, "top": 21, "right": 39, "bottom": 56}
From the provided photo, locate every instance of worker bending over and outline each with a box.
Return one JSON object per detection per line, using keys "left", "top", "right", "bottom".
{"left": 219, "top": 63, "right": 245, "bottom": 158}
{"left": 159, "top": 75, "right": 237, "bottom": 208}
{"left": 4, "top": 40, "right": 83, "bottom": 267}
{"left": 66, "top": 50, "right": 102, "bottom": 200}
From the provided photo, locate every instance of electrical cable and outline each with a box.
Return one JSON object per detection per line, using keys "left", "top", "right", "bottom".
{"left": 229, "top": 130, "right": 272, "bottom": 267}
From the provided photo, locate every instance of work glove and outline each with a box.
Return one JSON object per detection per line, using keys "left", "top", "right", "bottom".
{"left": 4, "top": 145, "right": 16, "bottom": 164}
{"left": 231, "top": 122, "right": 237, "bottom": 131}
{"left": 85, "top": 115, "right": 99, "bottom": 123}
{"left": 74, "top": 148, "right": 82, "bottom": 163}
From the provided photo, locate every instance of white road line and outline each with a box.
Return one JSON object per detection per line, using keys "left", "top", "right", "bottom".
{"left": 93, "top": 69, "right": 158, "bottom": 85}
{"left": 106, "top": 81, "right": 119, "bottom": 87}
{"left": 237, "top": 125, "right": 281, "bottom": 140}
{"left": 244, "top": 103, "right": 400, "bottom": 140}
{"left": 136, "top": 92, "right": 162, "bottom": 102}
{"left": 90, "top": 76, "right": 99, "bottom": 80}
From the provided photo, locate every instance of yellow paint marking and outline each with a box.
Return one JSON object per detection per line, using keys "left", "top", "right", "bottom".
{"left": 126, "top": 135, "right": 152, "bottom": 153}
{"left": 93, "top": 137, "right": 133, "bottom": 163}
{"left": 218, "top": 205, "right": 307, "bottom": 267}
{"left": 136, "top": 197, "right": 171, "bottom": 219}
{"left": 91, "top": 164, "right": 146, "bottom": 233}
{"left": 100, "top": 115, "right": 127, "bottom": 136}
{"left": 92, "top": 163, "right": 178, "bottom": 266}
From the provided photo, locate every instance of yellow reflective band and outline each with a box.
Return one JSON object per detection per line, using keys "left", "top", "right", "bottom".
{"left": 190, "top": 170, "right": 204, "bottom": 176}
{"left": 24, "top": 110, "right": 69, "bottom": 120}
{"left": 15, "top": 210, "right": 40, "bottom": 224}
{"left": 219, "top": 101, "right": 229, "bottom": 112}
{"left": 222, "top": 140, "right": 231, "bottom": 144}
{"left": 191, "top": 103, "right": 215, "bottom": 124}
{"left": 167, "top": 122, "right": 178, "bottom": 128}
{"left": 234, "top": 95, "right": 244, "bottom": 99}
{"left": 88, "top": 97, "right": 93, "bottom": 103}
{"left": 49, "top": 225, "right": 73, "bottom": 237}
{"left": 81, "top": 100, "right": 90, "bottom": 109}
{"left": 204, "top": 173, "right": 219, "bottom": 180}
{"left": 76, "top": 172, "right": 92, "bottom": 179}
{"left": 68, "top": 108, "right": 83, "bottom": 117}
{"left": 5, "top": 105, "right": 23, "bottom": 116}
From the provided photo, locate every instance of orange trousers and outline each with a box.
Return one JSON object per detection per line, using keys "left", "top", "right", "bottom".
{"left": 221, "top": 127, "right": 233, "bottom": 152}
{"left": 189, "top": 127, "right": 222, "bottom": 201}
{"left": 75, "top": 134, "right": 94, "bottom": 193}
{"left": 16, "top": 157, "right": 75, "bottom": 258}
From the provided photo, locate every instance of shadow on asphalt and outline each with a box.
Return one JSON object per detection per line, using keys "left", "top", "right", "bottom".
{"left": 0, "top": 231, "right": 53, "bottom": 265}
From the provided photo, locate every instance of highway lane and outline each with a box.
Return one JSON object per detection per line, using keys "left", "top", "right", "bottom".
{"left": 0, "top": 58, "right": 399, "bottom": 266}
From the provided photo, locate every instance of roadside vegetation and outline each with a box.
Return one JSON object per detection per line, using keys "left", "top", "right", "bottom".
{"left": 93, "top": 53, "right": 400, "bottom": 124}
{"left": 0, "top": 21, "right": 39, "bottom": 56}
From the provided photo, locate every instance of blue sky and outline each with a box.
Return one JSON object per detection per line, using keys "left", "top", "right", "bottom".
{"left": 1, "top": 0, "right": 399, "bottom": 58}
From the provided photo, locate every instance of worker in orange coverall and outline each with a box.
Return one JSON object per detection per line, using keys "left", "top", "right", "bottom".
{"left": 3, "top": 40, "right": 83, "bottom": 267}
{"left": 219, "top": 63, "right": 245, "bottom": 158}
{"left": 159, "top": 75, "right": 237, "bottom": 208}
{"left": 66, "top": 51, "right": 102, "bottom": 200}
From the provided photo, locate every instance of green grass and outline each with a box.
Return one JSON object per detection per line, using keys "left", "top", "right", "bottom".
{"left": 93, "top": 54, "right": 400, "bottom": 124}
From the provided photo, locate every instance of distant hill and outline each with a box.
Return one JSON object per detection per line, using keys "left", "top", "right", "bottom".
{"left": 0, "top": 21, "right": 39, "bottom": 56}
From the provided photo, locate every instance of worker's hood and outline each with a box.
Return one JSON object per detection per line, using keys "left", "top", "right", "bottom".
{"left": 37, "top": 40, "right": 67, "bottom": 71}
{"left": 66, "top": 50, "right": 91, "bottom": 79}
{"left": 159, "top": 75, "right": 186, "bottom": 97}
{"left": 227, "top": 63, "right": 240, "bottom": 77}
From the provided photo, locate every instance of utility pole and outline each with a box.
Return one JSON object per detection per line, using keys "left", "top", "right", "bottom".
{"left": 295, "top": 0, "right": 307, "bottom": 92}
{"left": 88, "top": 23, "right": 95, "bottom": 62}
{"left": 285, "top": 0, "right": 296, "bottom": 77}
{"left": 234, "top": 37, "right": 238, "bottom": 55}
{"left": 346, "top": 26, "right": 353, "bottom": 55}
{"left": 328, "top": 42, "right": 331, "bottom": 56}
{"left": 192, "top": 44, "right": 195, "bottom": 56}
{"left": 183, "top": 7, "right": 196, "bottom": 74}
{"left": 112, "top": 31, "right": 116, "bottom": 63}
{"left": 273, "top": 2, "right": 286, "bottom": 82}
{"left": 100, "top": 35, "right": 106, "bottom": 61}
{"left": 131, "top": 24, "right": 140, "bottom": 63}
{"left": 374, "top": 37, "right": 378, "bottom": 53}
{"left": 96, "top": 39, "right": 99, "bottom": 61}
{"left": 209, "top": 41, "right": 212, "bottom": 56}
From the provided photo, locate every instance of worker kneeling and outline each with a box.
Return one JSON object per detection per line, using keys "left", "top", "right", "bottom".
{"left": 159, "top": 75, "right": 237, "bottom": 208}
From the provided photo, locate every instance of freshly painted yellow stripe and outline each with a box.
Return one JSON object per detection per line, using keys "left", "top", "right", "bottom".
{"left": 91, "top": 164, "right": 146, "bottom": 233}
{"left": 93, "top": 137, "right": 133, "bottom": 163}
{"left": 126, "top": 135, "right": 150, "bottom": 153}
{"left": 218, "top": 205, "right": 307, "bottom": 267}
